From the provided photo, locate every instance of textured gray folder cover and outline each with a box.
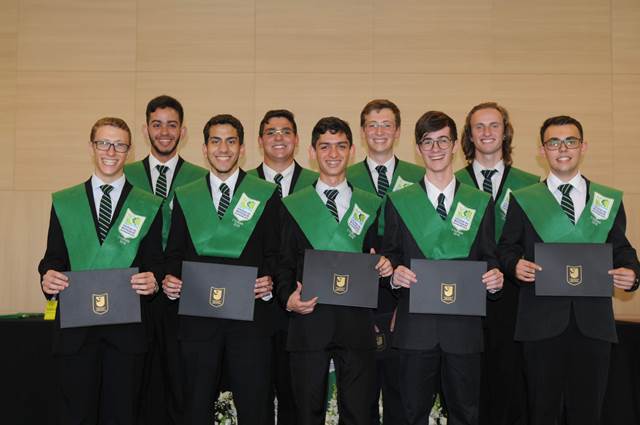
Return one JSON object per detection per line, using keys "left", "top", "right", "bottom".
{"left": 410, "top": 259, "right": 487, "bottom": 316}
{"left": 60, "top": 268, "right": 140, "bottom": 328}
{"left": 535, "top": 243, "right": 612, "bottom": 297}
{"left": 178, "top": 261, "right": 257, "bottom": 321}
{"left": 301, "top": 249, "right": 380, "bottom": 308}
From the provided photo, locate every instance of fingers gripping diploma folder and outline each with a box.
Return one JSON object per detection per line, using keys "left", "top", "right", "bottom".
{"left": 178, "top": 261, "right": 258, "bottom": 321}
{"left": 409, "top": 259, "right": 488, "bottom": 316}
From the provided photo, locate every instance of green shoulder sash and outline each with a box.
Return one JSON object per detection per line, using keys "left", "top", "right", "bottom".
{"left": 388, "top": 182, "right": 491, "bottom": 259}
{"left": 176, "top": 174, "right": 276, "bottom": 258}
{"left": 283, "top": 186, "right": 381, "bottom": 252}
{"left": 52, "top": 184, "right": 162, "bottom": 270}
{"left": 292, "top": 167, "right": 319, "bottom": 193}
{"left": 513, "top": 181, "right": 622, "bottom": 243}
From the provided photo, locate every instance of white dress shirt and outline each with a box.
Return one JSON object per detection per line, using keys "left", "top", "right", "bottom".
{"left": 366, "top": 156, "right": 395, "bottom": 192}
{"left": 546, "top": 172, "right": 587, "bottom": 222}
{"left": 209, "top": 169, "right": 240, "bottom": 211}
{"left": 91, "top": 174, "right": 126, "bottom": 221}
{"left": 262, "top": 162, "right": 295, "bottom": 197}
{"left": 315, "top": 178, "right": 352, "bottom": 221}
{"left": 472, "top": 160, "right": 505, "bottom": 199}
{"left": 424, "top": 175, "right": 456, "bottom": 214}
{"left": 149, "top": 154, "right": 179, "bottom": 195}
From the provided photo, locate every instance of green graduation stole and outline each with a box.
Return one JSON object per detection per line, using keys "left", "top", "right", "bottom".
{"left": 176, "top": 174, "right": 276, "bottom": 258}
{"left": 125, "top": 159, "right": 208, "bottom": 248}
{"left": 247, "top": 164, "right": 319, "bottom": 194}
{"left": 52, "top": 184, "right": 162, "bottom": 270}
{"left": 283, "top": 186, "right": 381, "bottom": 253}
{"left": 512, "top": 181, "right": 622, "bottom": 243}
{"left": 347, "top": 159, "right": 425, "bottom": 235}
{"left": 388, "top": 182, "right": 491, "bottom": 259}
{"left": 456, "top": 166, "right": 539, "bottom": 241}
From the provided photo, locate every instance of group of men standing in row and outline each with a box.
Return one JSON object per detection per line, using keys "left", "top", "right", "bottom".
{"left": 39, "top": 95, "right": 639, "bottom": 425}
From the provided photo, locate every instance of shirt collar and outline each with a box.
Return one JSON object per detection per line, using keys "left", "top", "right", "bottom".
{"left": 149, "top": 153, "right": 179, "bottom": 171}
{"left": 92, "top": 174, "right": 126, "bottom": 191}
{"left": 472, "top": 159, "right": 504, "bottom": 176}
{"left": 366, "top": 156, "right": 395, "bottom": 175}
{"left": 210, "top": 168, "right": 240, "bottom": 192}
{"left": 316, "top": 177, "right": 349, "bottom": 194}
{"left": 547, "top": 171, "right": 585, "bottom": 195}
{"left": 262, "top": 161, "right": 295, "bottom": 180}
{"left": 424, "top": 175, "right": 456, "bottom": 200}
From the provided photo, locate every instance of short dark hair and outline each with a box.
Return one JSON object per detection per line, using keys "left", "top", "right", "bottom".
{"left": 203, "top": 114, "right": 244, "bottom": 145}
{"left": 414, "top": 111, "right": 457, "bottom": 143}
{"left": 311, "top": 117, "right": 353, "bottom": 148}
{"left": 461, "top": 102, "right": 514, "bottom": 165}
{"left": 360, "top": 99, "right": 401, "bottom": 128}
{"left": 259, "top": 109, "right": 298, "bottom": 137}
{"left": 539, "top": 115, "right": 584, "bottom": 144}
{"left": 146, "top": 95, "right": 184, "bottom": 124}
{"left": 90, "top": 117, "right": 131, "bottom": 143}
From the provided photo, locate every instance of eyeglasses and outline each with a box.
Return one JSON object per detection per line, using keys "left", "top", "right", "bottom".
{"left": 264, "top": 128, "right": 294, "bottom": 137}
{"left": 93, "top": 140, "right": 130, "bottom": 153}
{"left": 364, "top": 121, "right": 395, "bottom": 132}
{"left": 418, "top": 136, "right": 452, "bottom": 151}
{"left": 543, "top": 137, "right": 582, "bottom": 151}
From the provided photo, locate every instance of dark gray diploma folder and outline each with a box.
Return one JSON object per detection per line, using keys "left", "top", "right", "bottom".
{"left": 534, "top": 243, "right": 613, "bottom": 297}
{"left": 302, "top": 249, "right": 380, "bottom": 308}
{"left": 60, "top": 268, "right": 140, "bottom": 328}
{"left": 409, "top": 260, "right": 487, "bottom": 316}
{"left": 178, "top": 261, "right": 257, "bottom": 321}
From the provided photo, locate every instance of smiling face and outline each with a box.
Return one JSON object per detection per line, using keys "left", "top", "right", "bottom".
{"left": 416, "top": 126, "right": 458, "bottom": 174}
{"left": 310, "top": 131, "right": 354, "bottom": 182}
{"left": 361, "top": 108, "right": 400, "bottom": 159}
{"left": 90, "top": 125, "right": 130, "bottom": 183}
{"left": 258, "top": 116, "right": 298, "bottom": 165}
{"left": 145, "top": 107, "right": 184, "bottom": 160}
{"left": 540, "top": 124, "right": 587, "bottom": 181}
{"left": 202, "top": 124, "right": 245, "bottom": 179}
{"left": 469, "top": 107, "right": 504, "bottom": 158}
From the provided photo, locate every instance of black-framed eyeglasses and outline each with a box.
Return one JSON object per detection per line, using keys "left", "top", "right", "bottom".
{"left": 418, "top": 136, "right": 452, "bottom": 151}
{"left": 543, "top": 137, "right": 582, "bottom": 151}
{"left": 92, "top": 140, "right": 130, "bottom": 153}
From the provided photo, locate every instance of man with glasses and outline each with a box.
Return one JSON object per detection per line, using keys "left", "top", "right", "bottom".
{"left": 247, "top": 109, "right": 318, "bottom": 425}
{"left": 162, "top": 114, "right": 280, "bottom": 425}
{"left": 498, "top": 115, "right": 639, "bottom": 425}
{"left": 456, "top": 102, "right": 538, "bottom": 425}
{"left": 383, "top": 111, "right": 503, "bottom": 425}
{"left": 39, "top": 117, "right": 164, "bottom": 425}
{"left": 125, "top": 95, "right": 207, "bottom": 425}
{"left": 347, "top": 99, "right": 423, "bottom": 424}
{"left": 278, "top": 117, "right": 393, "bottom": 425}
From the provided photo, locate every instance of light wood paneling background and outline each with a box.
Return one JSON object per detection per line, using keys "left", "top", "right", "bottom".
{"left": 1, "top": 0, "right": 638, "bottom": 320}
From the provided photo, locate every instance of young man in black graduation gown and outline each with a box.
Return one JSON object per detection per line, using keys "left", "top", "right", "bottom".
{"left": 383, "top": 111, "right": 503, "bottom": 425}
{"left": 247, "top": 109, "right": 318, "bottom": 425}
{"left": 39, "top": 117, "right": 163, "bottom": 425}
{"left": 277, "top": 117, "right": 393, "bottom": 425}
{"left": 498, "top": 115, "right": 640, "bottom": 425}
{"left": 456, "top": 102, "right": 538, "bottom": 425}
{"left": 162, "top": 114, "right": 280, "bottom": 425}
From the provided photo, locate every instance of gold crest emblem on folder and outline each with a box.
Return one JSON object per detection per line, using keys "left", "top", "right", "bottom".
{"left": 209, "top": 287, "right": 225, "bottom": 308}
{"left": 566, "top": 265, "right": 582, "bottom": 286}
{"left": 333, "top": 274, "right": 349, "bottom": 295}
{"left": 92, "top": 293, "right": 109, "bottom": 315}
{"left": 441, "top": 283, "right": 456, "bottom": 304}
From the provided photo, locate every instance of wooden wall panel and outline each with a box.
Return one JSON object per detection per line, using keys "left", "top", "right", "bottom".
{"left": 256, "top": 0, "right": 372, "bottom": 73}
{"left": 0, "top": 0, "right": 18, "bottom": 71}
{"left": 493, "top": 0, "right": 611, "bottom": 74}
{"left": 489, "top": 75, "right": 613, "bottom": 184}
{"left": 613, "top": 74, "right": 640, "bottom": 194}
{"left": 255, "top": 73, "right": 373, "bottom": 169}
{"left": 18, "top": 0, "right": 136, "bottom": 71}
{"left": 613, "top": 0, "right": 640, "bottom": 73}
{"left": 0, "top": 191, "right": 51, "bottom": 314}
{"left": 133, "top": 72, "right": 255, "bottom": 169}
{"left": 0, "top": 72, "right": 16, "bottom": 189}
{"left": 136, "top": 0, "right": 255, "bottom": 73}
{"left": 14, "top": 72, "right": 135, "bottom": 191}
{"left": 372, "top": 0, "right": 493, "bottom": 74}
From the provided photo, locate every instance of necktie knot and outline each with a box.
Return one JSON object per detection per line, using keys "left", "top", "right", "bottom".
{"left": 558, "top": 183, "right": 573, "bottom": 196}
{"left": 481, "top": 169, "right": 497, "bottom": 179}
{"left": 156, "top": 164, "right": 169, "bottom": 175}
{"left": 220, "top": 183, "right": 230, "bottom": 195}
{"left": 100, "top": 184, "right": 114, "bottom": 195}
{"left": 324, "top": 189, "right": 339, "bottom": 201}
{"left": 274, "top": 173, "right": 283, "bottom": 184}
{"left": 375, "top": 165, "right": 387, "bottom": 174}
